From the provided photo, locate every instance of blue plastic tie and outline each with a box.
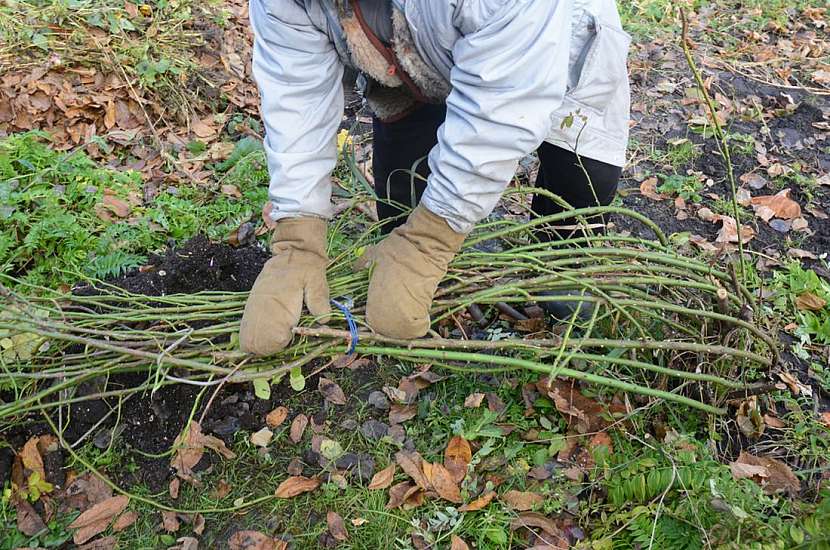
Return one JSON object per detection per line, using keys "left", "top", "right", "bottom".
{"left": 330, "top": 298, "right": 359, "bottom": 355}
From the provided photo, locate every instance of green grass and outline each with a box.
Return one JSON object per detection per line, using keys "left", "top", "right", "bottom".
{"left": 770, "top": 261, "right": 830, "bottom": 346}
{"left": 0, "top": 131, "right": 267, "bottom": 290}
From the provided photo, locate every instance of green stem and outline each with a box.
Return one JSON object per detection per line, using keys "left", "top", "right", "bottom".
{"left": 357, "top": 346, "right": 726, "bottom": 414}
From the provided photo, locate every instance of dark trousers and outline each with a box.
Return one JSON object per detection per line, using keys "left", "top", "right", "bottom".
{"left": 372, "top": 103, "right": 621, "bottom": 240}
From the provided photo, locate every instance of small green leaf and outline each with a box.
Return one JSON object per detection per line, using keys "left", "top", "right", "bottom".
{"left": 289, "top": 366, "right": 305, "bottom": 391}
{"left": 548, "top": 436, "right": 567, "bottom": 456}
{"left": 532, "top": 447, "right": 548, "bottom": 467}
{"left": 252, "top": 378, "right": 270, "bottom": 400}
{"left": 320, "top": 439, "right": 343, "bottom": 461}
{"left": 26, "top": 471, "right": 53, "bottom": 502}
{"left": 32, "top": 32, "right": 49, "bottom": 50}
{"left": 789, "top": 525, "right": 805, "bottom": 545}
{"left": 484, "top": 527, "right": 508, "bottom": 544}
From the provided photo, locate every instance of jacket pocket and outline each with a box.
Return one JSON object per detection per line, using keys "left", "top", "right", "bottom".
{"left": 566, "top": 16, "right": 631, "bottom": 115}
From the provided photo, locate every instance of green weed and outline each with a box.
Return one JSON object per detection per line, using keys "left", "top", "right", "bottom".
{"left": 771, "top": 262, "right": 830, "bottom": 345}
{"left": 0, "top": 131, "right": 267, "bottom": 290}
{"left": 656, "top": 173, "right": 704, "bottom": 202}
{"left": 590, "top": 435, "right": 822, "bottom": 549}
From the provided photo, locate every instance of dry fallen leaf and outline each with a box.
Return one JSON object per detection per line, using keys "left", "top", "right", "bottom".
{"left": 64, "top": 473, "right": 113, "bottom": 511}
{"left": 319, "top": 377, "right": 347, "bottom": 405}
{"left": 171, "top": 421, "right": 236, "bottom": 485}
{"left": 210, "top": 479, "right": 232, "bottom": 500}
{"left": 697, "top": 207, "right": 717, "bottom": 222}
{"left": 265, "top": 407, "right": 288, "bottom": 428}
{"left": 763, "top": 414, "right": 786, "bottom": 429}
{"left": 389, "top": 403, "right": 417, "bottom": 425}
{"left": 169, "top": 477, "right": 181, "bottom": 500}
{"left": 405, "top": 366, "right": 444, "bottom": 390}
{"left": 792, "top": 217, "right": 809, "bottom": 231}
{"left": 589, "top": 432, "right": 613, "bottom": 453}
{"left": 795, "top": 292, "right": 827, "bottom": 311}
{"left": 444, "top": 436, "right": 472, "bottom": 483}
{"left": 368, "top": 464, "right": 395, "bottom": 490}
{"left": 510, "top": 512, "right": 569, "bottom": 548}
{"left": 640, "top": 177, "right": 668, "bottom": 201}
{"left": 102, "top": 191, "right": 131, "bottom": 219}
{"left": 20, "top": 436, "right": 47, "bottom": 482}
{"left": 351, "top": 517, "right": 368, "bottom": 526}
{"left": 751, "top": 189, "right": 802, "bottom": 220}
{"left": 689, "top": 234, "right": 717, "bottom": 252}
{"left": 428, "top": 463, "right": 462, "bottom": 503}
{"left": 76, "top": 536, "right": 118, "bottom": 550}
{"left": 386, "top": 481, "right": 423, "bottom": 510}
{"left": 450, "top": 535, "right": 471, "bottom": 550}
{"left": 464, "top": 393, "right": 486, "bottom": 408}
{"left": 250, "top": 428, "right": 273, "bottom": 448}
{"left": 274, "top": 476, "right": 321, "bottom": 498}
{"left": 290, "top": 414, "right": 308, "bottom": 444}
{"left": 229, "top": 531, "right": 286, "bottom": 550}
{"left": 221, "top": 184, "right": 242, "bottom": 198}
{"left": 778, "top": 372, "right": 812, "bottom": 397}
{"left": 191, "top": 116, "right": 217, "bottom": 138}
{"left": 162, "top": 510, "right": 181, "bottom": 533}
{"left": 193, "top": 513, "right": 205, "bottom": 536}
{"left": 740, "top": 172, "right": 768, "bottom": 190}
{"left": 327, "top": 511, "right": 348, "bottom": 542}
{"left": 714, "top": 215, "right": 756, "bottom": 244}
{"left": 788, "top": 248, "right": 818, "bottom": 259}
{"left": 395, "top": 450, "right": 431, "bottom": 490}
{"left": 458, "top": 491, "right": 496, "bottom": 512}
{"left": 501, "top": 490, "right": 544, "bottom": 511}
{"left": 15, "top": 499, "right": 46, "bottom": 536}
{"left": 537, "top": 377, "right": 624, "bottom": 434}
{"left": 729, "top": 451, "right": 800, "bottom": 496}
{"left": 69, "top": 495, "right": 130, "bottom": 545}
{"left": 819, "top": 412, "right": 830, "bottom": 429}
{"left": 112, "top": 510, "right": 139, "bottom": 532}
{"left": 487, "top": 392, "right": 506, "bottom": 414}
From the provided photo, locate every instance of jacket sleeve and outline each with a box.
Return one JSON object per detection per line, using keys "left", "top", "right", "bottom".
{"left": 419, "top": 0, "right": 570, "bottom": 234}
{"left": 250, "top": 0, "right": 343, "bottom": 222}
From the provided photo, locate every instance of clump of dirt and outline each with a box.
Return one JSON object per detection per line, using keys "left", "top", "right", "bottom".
{"left": 619, "top": 72, "right": 830, "bottom": 261}
{"left": 77, "top": 234, "right": 270, "bottom": 296}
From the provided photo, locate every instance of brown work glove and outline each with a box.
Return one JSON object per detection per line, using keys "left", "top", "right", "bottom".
{"left": 239, "top": 217, "right": 330, "bottom": 355}
{"left": 356, "top": 205, "right": 465, "bottom": 339}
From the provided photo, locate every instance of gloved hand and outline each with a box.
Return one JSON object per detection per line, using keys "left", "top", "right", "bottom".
{"left": 239, "top": 217, "right": 330, "bottom": 355}
{"left": 356, "top": 205, "right": 465, "bottom": 338}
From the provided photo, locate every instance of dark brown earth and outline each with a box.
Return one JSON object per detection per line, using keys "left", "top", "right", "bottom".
{"left": 79, "top": 234, "right": 270, "bottom": 297}
{"left": 3, "top": 237, "right": 393, "bottom": 494}
{"left": 616, "top": 72, "right": 830, "bottom": 270}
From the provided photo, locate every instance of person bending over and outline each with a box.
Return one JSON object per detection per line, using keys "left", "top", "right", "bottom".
{"left": 240, "top": 0, "right": 632, "bottom": 354}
